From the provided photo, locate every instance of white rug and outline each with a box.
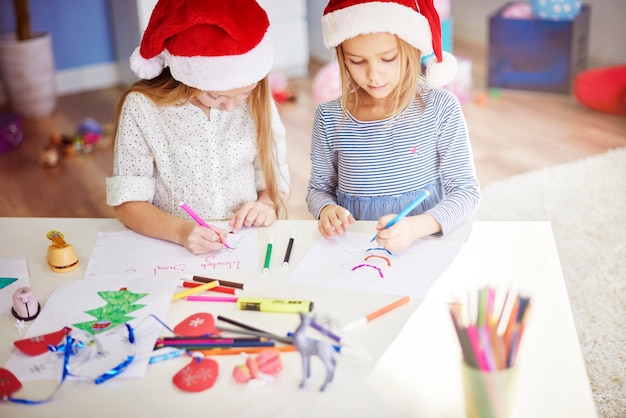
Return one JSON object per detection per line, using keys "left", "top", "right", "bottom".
{"left": 474, "top": 148, "right": 626, "bottom": 418}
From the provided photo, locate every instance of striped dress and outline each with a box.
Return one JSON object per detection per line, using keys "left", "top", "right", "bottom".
{"left": 306, "top": 87, "right": 480, "bottom": 235}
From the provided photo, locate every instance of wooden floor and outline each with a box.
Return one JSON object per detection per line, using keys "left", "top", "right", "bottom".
{"left": 1, "top": 39, "right": 625, "bottom": 220}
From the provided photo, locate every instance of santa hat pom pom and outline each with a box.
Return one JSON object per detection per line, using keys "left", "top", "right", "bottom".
{"left": 130, "top": 47, "right": 165, "bottom": 80}
{"left": 424, "top": 51, "right": 457, "bottom": 88}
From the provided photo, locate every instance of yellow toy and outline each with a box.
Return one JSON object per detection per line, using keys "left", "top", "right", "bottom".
{"left": 46, "top": 230, "right": 79, "bottom": 273}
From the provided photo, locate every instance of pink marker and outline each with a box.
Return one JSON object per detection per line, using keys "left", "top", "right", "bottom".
{"left": 186, "top": 295, "right": 238, "bottom": 302}
{"left": 179, "top": 201, "right": 233, "bottom": 249}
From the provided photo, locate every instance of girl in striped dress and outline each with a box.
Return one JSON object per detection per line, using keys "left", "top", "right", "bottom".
{"left": 307, "top": 0, "right": 480, "bottom": 253}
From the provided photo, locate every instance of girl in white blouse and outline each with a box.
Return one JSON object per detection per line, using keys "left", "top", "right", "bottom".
{"left": 106, "top": 0, "right": 289, "bottom": 255}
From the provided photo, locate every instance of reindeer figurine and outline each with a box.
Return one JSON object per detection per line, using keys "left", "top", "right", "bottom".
{"left": 292, "top": 312, "right": 337, "bottom": 392}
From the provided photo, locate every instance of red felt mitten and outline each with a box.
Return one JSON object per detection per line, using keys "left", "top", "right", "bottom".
{"left": 573, "top": 65, "right": 626, "bottom": 116}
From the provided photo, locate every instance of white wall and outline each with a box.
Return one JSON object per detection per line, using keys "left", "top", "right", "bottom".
{"left": 450, "top": 0, "right": 626, "bottom": 67}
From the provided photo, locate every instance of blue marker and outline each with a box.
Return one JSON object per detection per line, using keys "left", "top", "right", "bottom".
{"left": 370, "top": 190, "right": 431, "bottom": 242}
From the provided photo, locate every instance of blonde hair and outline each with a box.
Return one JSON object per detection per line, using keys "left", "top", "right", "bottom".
{"left": 112, "top": 68, "right": 287, "bottom": 219}
{"left": 336, "top": 35, "right": 423, "bottom": 119}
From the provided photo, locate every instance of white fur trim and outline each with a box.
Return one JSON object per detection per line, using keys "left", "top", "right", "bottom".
{"left": 130, "top": 47, "right": 165, "bottom": 80}
{"left": 165, "top": 30, "right": 274, "bottom": 91}
{"left": 424, "top": 51, "right": 457, "bottom": 88}
{"left": 322, "top": 2, "right": 432, "bottom": 55}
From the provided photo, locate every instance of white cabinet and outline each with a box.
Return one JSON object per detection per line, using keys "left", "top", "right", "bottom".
{"left": 110, "top": 0, "right": 309, "bottom": 86}
{"left": 258, "top": 0, "right": 309, "bottom": 78}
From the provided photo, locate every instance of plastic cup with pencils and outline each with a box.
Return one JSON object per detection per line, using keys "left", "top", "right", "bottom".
{"left": 449, "top": 287, "right": 531, "bottom": 418}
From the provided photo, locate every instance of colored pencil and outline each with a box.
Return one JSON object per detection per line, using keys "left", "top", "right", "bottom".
{"left": 171, "top": 280, "right": 219, "bottom": 301}
{"left": 155, "top": 340, "right": 276, "bottom": 350}
{"left": 192, "top": 275, "right": 246, "bottom": 289}
{"left": 216, "top": 315, "right": 293, "bottom": 345}
{"left": 449, "top": 287, "right": 531, "bottom": 371}
{"left": 181, "top": 281, "right": 240, "bottom": 295}
{"left": 200, "top": 345, "right": 297, "bottom": 356}
{"left": 341, "top": 295, "right": 411, "bottom": 333}
{"left": 370, "top": 190, "right": 430, "bottom": 242}
{"left": 157, "top": 336, "right": 260, "bottom": 344}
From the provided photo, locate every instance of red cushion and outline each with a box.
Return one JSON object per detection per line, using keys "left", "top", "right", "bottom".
{"left": 573, "top": 65, "right": 626, "bottom": 116}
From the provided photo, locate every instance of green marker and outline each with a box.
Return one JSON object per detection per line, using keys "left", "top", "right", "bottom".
{"left": 263, "top": 236, "right": 273, "bottom": 274}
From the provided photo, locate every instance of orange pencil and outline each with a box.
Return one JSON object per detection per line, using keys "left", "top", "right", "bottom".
{"left": 341, "top": 295, "right": 411, "bottom": 333}
{"left": 201, "top": 345, "right": 297, "bottom": 356}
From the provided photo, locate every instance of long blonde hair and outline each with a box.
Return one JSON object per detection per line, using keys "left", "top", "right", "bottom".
{"left": 336, "top": 36, "right": 423, "bottom": 119}
{"left": 112, "top": 68, "right": 287, "bottom": 219}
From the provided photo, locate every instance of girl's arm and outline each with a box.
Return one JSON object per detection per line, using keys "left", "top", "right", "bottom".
{"left": 426, "top": 92, "right": 481, "bottom": 235}
{"left": 114, "top": 201, "right": 227, "bottom": 255}
{"left": 307, "top": 105, "right": 340, "bottom": 218}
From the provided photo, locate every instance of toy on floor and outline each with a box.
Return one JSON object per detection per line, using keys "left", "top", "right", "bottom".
{"left": 0, "top": 112, "right": 23, "bottom": 156}
{"left": 312, "top": 60, "right": 341, "bottom": 105}
{"left": 573, "top": 65, "right": 626, "bottom": 116}
{"left": 531, "top": 0, "right": 581, "bottom": 20}
{"left": 41, "top": 117, "right": 112, "bottom": 168}
{"left": 268, "top": 72, "right": 296, "bottom": 103}
{"left": 293, "top": 312, "right": 337, "bottom": 392}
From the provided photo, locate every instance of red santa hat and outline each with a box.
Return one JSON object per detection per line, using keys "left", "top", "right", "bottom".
{"left": 322, "top": 0, "right": 457, "bottom": 88}
{"left": 130, "top": 0, "right": 274, "bottom": 91}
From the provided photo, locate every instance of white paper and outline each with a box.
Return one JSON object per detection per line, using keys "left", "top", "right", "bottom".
{"left": 287, "top": 232, "right": 463, "bottom": 297}
{"left": 5, "top": 274, "right": 179, "bottom": 382}
{"left": 84, "top": 227, "right": 259, "bottom": 279}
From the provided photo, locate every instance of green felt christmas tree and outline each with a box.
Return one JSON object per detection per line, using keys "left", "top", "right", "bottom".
{"left": 73, "top": 289, "right": 148, "bottom": 334}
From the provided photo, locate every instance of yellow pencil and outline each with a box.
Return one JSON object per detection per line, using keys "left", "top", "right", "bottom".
{"left": 171, "top": 280, "right": 219, "bottom": 301}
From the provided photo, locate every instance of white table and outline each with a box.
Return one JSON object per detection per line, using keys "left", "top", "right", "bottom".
{"left": 0, "top": 218, "right": 597, "bottom": 417}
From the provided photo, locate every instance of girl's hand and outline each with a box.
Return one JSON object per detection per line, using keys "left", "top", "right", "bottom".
{"left": 318, "top": 204, "right": 355, "bottom": 239}
{"left": 181, "top": 222, "right": 228, "bottom": 255}
{"left": 372, "top": 215, "right": 414, "bottom": 253}
{"left": 229, "top": 201, "right": 277, "bottom": 233}
{"left": 373, "top": 213, "right": 441, "bottom": 253}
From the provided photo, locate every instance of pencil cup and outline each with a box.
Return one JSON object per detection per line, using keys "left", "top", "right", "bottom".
{"left": 461, "top": 361, "right": 518, "bottom": 418}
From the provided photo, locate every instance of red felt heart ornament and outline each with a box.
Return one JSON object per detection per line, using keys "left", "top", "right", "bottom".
{"left": 173, "top": 313, "right": 219, "bottom": 337}
{"left": 0, "top": 368, "right": 23, "bottom": 398}
{"left": 173, "top": 357, "right": 219, "bottom": 392}
{"left": 14, "top": 327, "right": 71, "bottom": 356}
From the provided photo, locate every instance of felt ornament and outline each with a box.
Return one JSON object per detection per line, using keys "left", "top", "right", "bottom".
{"left": 13, "top": 327, "right": 71, "bottom": 356}
{"left": 0, "top": 368, "right": 22, "bottom": 398}
{"left": 173, "top": 357, "right": 219, "bottom": 392}
{"left": 232, "top": 349, "right": 283, "bottom": 383}
{"left": 173, "top": 312, "right": 220, "bottom": 337}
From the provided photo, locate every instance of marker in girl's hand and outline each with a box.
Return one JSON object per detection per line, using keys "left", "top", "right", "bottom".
{"left": 180, "top": 202, "right": 233, "bottom": 249}
{"left": 370, "top": 190, "right": 430, "bottom": 242}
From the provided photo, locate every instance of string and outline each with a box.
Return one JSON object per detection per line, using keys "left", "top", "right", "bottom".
{"left": 5, "top": 322, "right": 138, "bottom": 405}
